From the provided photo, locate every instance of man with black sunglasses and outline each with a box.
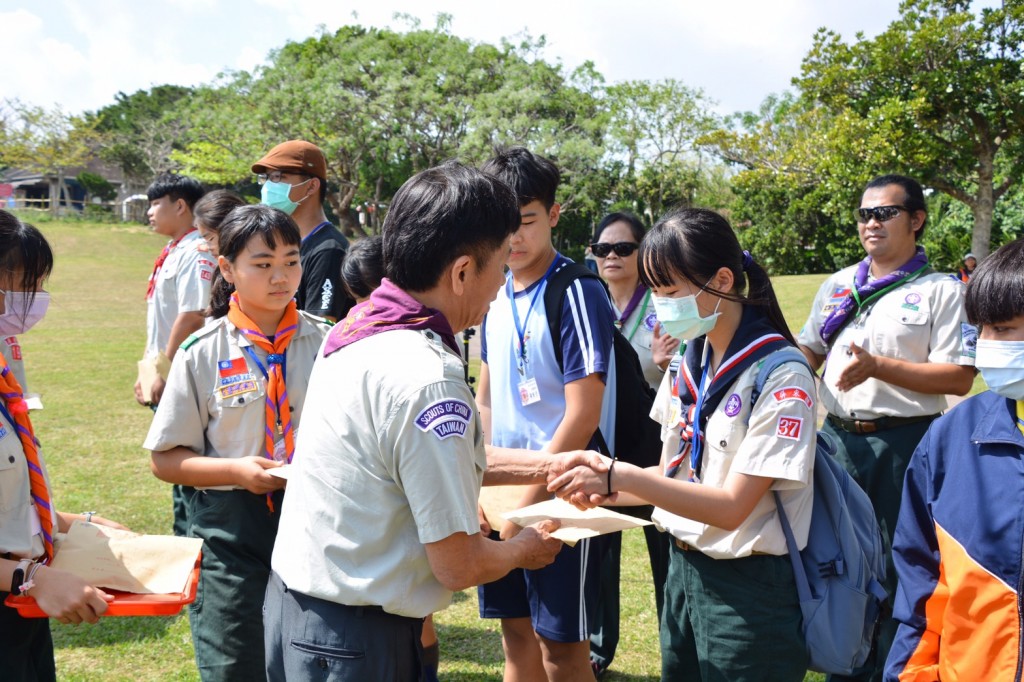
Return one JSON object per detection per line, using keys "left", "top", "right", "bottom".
{"left": 797, "top": 174, "right": 976, "bottom": 682}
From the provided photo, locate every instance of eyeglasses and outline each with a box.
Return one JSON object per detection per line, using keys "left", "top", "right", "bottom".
{"left": 256, "top": 171, "right": 308, "bottom": 185}
{"left": 590, "top": 241, "right": 639, "bottom": 258}
{"left": 855, "top": 205, "right": 907, "bottom": 224}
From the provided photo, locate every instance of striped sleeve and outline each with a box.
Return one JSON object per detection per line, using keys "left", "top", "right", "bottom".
{"left": 558, "top": 276, "right": 613, "bottom": 384}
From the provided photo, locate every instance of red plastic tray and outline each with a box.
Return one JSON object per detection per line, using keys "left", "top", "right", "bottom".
{"left": 4, "top": 556, "right": 200, "bottom": 618}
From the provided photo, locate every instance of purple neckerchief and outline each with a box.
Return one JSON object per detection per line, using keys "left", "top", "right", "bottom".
{"left": 819, "top": 246, "right": 930, "bottom": 346}
{"left": 616, "top": 284, "right": 648, "bottom": 327}
{"left": 322, "top": 278, "right": 460, "bottom": 357}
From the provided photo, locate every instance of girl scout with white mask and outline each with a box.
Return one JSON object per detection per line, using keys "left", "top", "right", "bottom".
{"left": 0, "top": 210, "right": 126, "bottom": 682}
{"left": 146, "top": 204, "right": 329, "bottom": 681}
{"left": 550, "top": 208, "right": 816, "bottom": 682}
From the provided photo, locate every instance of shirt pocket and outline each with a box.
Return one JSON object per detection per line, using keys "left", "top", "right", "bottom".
{"left": 875, "top": 304, "right": 931, "bottom": 359}
{"left": 0, "top": 434, "right": 29, "bottom": 513}
{"left": 699, "top": 418, "right": 743, "bottom": 485}
{"left": 207, "top": 379, "right": 268, "bottom": 453}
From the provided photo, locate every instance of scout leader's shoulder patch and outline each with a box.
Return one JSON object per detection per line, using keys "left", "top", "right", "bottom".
{"left": 415, "top": 399, "right": 472, "bottom": 441}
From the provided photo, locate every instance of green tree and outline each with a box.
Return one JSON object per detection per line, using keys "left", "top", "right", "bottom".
{"left": 606, "top": 79, "right": 724, "bottom": 221}
{"left": 92, "top": 85, "right": 193, "bottom": 191}
{"left": 799, "top": 0, "right": 1024, "bottom": 259}
{"left": 0, "top": 99, "right": 101, "bottom": 216}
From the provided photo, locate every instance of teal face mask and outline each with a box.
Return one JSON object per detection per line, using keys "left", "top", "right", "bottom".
{"left": 651, "top": 286, "right": 721, "bottom": 341}
{"left": 260, "top": 178, "right": 310, "bottom": 215}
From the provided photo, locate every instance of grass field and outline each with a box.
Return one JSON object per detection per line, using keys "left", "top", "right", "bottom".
{"left": 19, "top": 219, "right": 967, "bottom": 680}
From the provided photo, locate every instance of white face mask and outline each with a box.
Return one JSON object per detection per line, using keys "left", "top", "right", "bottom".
{"left": 975, "top": 338, "right": 1024, "bottom": 400}
{"left": 0, "top": 291, "right": 50, "bottom": 335}
{"left": 651, "top": 284, "right": 721, "bottom": 341}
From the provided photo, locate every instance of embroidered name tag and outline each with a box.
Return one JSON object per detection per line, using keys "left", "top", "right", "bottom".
{"left": 772, "top": 386, "right": 814, "bottom": 409}
{"left": 219, "top": 380, "right": 257, "bottom": 399}
{"left": 0, "top": 424, "right": 9, "bottom": 440}
{"left": 415, "top": 399, "right": 472, "bottom": 440}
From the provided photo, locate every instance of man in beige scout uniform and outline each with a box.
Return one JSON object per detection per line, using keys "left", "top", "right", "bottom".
{"left": 265, "top": 162, "right": 603, "bottom": 681}
{"left": 798, "top": 174, "right": 976, "bottom": 682}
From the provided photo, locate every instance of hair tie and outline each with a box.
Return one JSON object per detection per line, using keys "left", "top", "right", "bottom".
{"left": 742, "top": 250, "right": 754, "bottom": 271}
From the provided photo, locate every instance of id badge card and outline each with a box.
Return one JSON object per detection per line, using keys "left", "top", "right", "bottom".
{"left": 518, "top": 378, "right": 541, "bottom": 406}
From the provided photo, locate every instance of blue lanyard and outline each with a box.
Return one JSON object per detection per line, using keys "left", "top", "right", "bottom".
{"left": 508, "top": 256, "right": 561, "bottom": 372}
{"left": 0, "top": 399, "right": 19, "bottom": 437}
{"left": 241, "top": 345, "right": 288, "bottom": 431}
{"left": 689, "top": 363, "right": 713, "bottom": 481}
{"left": 301, "top": 221, "right": 330, "bottom": 245}
{"left": 241, "top": 345, "right": 287, "bottom": 384}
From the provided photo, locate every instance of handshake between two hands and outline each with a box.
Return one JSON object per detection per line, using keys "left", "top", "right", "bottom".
{"left": 545, "top": 450, "right": 618, "bottom": 510}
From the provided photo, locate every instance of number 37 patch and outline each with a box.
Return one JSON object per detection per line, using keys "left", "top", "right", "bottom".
{"left": 776, "top": 416, "right": 803, "bottom": 441}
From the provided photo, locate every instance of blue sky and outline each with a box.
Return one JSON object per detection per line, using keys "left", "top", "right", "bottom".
{"left": 1, "top": 0, "right": 1000, "bottom": 117}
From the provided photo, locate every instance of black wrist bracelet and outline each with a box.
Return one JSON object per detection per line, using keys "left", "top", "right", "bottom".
{"left": 606, "top": 459, "right": 616, "bottom": 496}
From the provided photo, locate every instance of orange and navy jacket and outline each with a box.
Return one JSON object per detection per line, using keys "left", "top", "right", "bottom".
{"left": 885, "top": 391, "right": 1024, "bottom": 681}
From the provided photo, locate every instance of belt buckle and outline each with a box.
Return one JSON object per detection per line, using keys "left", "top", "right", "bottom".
{"left": 855, "top": 419, "right": 877, "bottom": 434}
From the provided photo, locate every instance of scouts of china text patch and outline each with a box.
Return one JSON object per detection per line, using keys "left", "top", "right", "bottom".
{"left": 415, "top": 399, "right": 472, "bottom": 440}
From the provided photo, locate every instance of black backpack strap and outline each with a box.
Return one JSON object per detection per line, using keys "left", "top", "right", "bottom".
{"left": 543, "top": 261, "right": 603, "bottom": 373}
{"left": 542, "top": 260, "right": 615, "bottom": 457}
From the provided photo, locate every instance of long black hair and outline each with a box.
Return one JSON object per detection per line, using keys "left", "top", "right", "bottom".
{"left": 0, "top": 209, "right": 53, "bottom": 310}
{"left": 207, "top": 205, "right": 301, "bottom": 318}
{"left": 639, "top": 207, "right": 795, "bottom": 344}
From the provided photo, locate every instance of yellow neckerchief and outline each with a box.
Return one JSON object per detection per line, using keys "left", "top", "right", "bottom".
{"left": 1016, "top": 401, "right": 1024, "bottom": 436}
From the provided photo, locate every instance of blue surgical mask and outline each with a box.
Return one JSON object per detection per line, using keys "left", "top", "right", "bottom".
{"left": 975, "top": 339, "right": 1024, "bottom": 400}
{"left": 260, "top": 178, "right": 310, "bottom": 215}
{"left": 651, "top": 286, "right": 721, "bottom": 341}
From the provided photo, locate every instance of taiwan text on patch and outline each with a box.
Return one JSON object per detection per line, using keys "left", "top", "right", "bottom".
{"left": 415, "top": 399, "right": 472, "bottom": 441}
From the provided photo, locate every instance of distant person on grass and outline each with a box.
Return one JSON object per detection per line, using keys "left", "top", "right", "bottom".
{"left": 252, "top": 139, "right": 353, "bottom": 322}
{"left": 147, "top": 204, "right": 330, "bottom": 681}
{"left": 264, "top": 161, "right": 606, "bottom": 681}
{"left": 0, "top": 209, "right": 127, "bottom": 682}
{"left": 134, "top": 173, "right": 216, "bottom": 538}
{"left": 797, "top": 174, "right": 975, "bottom": 682}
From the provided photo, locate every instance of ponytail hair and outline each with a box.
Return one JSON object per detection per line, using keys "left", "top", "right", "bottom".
{"left": 639, "top": 207, "right": 795, "bottom": 345}
{"left": 208, "top": 204, "right": 301, "bottom": 318}
{"left": 340, "top": 235, "right": 383, "bottom": 301}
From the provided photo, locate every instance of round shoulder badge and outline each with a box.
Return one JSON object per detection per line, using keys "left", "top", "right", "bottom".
{"left": 724, "top": 393, "right": 742, "bottom": 417}
{"left": 643, "top": 311, "right": 659, "bottom": 331}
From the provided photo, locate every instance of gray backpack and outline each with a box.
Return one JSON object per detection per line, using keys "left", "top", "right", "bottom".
{"left": 751, "top": 348, "right": 888, "bottom": 675}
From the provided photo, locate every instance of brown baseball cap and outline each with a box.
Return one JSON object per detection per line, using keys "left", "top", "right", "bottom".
{"left": 252, "top": 140, "right": 327, "bottom": 181}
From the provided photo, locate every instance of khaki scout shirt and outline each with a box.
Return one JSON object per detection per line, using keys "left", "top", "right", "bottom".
{"left": 144, "top": 312, "right": 330, "bottom": 490}
{"left": 144, "top": 232, "right": 216, "bottom": 358}
{"left": 799, "top": 267, "right": 974, "bottom": 420}
{"left": 271, "top": 329, "right": 486, "bottom": 619}
{"left": 649, "top": 349, "right": 816, "bottom": 559}
{"left": 0, "top": 407, "right": 53, "bottom": 559}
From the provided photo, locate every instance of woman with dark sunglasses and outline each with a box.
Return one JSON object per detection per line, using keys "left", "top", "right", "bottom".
{"left": 592, "top": 212, "right": 680, "bottom": 389}
{"left": 588, "top": 211, "right": 677, "bottom": 676}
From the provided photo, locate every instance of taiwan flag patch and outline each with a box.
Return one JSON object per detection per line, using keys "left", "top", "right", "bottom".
{"left": 218, "top": 357, "right": 247, "bottom": 379}
{"left": 830, "top": 286, "right": 851, "bottom": 300}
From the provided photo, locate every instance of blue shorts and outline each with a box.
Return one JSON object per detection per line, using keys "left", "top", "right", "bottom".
{"left": 477, "top": 532, "right": 610, "bottom": 643}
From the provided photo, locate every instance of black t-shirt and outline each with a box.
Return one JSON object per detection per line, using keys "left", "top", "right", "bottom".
{"left": 297, "top": 222, "right": 353, "bottom": 320}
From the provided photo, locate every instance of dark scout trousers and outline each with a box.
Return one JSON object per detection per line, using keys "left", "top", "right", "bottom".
{"left": 660, "top": 539, "right": 807, "bottom": 681}
{"left": 188, "top": 487, "right": 282, "bottom": 682}
{"left": 264, "top": 572, "right": 425, "bottom": 682}
{"left": 0, "top": 595, "right": 56, "bottom": 682}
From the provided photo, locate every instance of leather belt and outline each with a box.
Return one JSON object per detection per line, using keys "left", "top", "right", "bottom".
{"left": 826, "top": 413, "right": 939, "bottom": 435}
